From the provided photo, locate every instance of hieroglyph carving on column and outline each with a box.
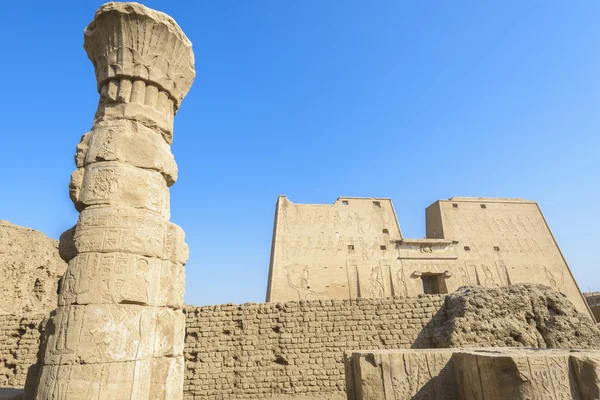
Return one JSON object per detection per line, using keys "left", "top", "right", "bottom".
{"left": 34, "top": 3, "right": 195, "bottom": 399}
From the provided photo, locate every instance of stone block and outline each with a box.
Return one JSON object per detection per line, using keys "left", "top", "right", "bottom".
{"left": 72, "top": 207, "right": 187, "bottom": 263}
{"left": 345, "top": 348, "right": 600, "bottom": 400}
{"left": 80, "top": 120, "right": 178, "bottom": 185}
{"left": 41, "top": 305, "right": 184, "bottom": 365}
{"left": 59, "top": 253, "right": 185, "bottom": 308}
{"left": 570, "top": 354, "right": 600, "bottom": 400}
{"left": 35, "top": 356, "right": 183, "bottom": 400}
{"left": 77, "top": 162, "right": 170, "bottom": 218}
{"left": 345, "top": 349, "right": 456, "bottom": 400}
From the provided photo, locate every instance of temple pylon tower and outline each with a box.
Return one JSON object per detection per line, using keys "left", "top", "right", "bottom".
{"left": 34, "top": 2, "right": 195, "bottom": 398}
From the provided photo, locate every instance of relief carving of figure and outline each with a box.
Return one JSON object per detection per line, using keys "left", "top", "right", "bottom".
{"left": 344, "top": 213, "right": 354, "bottom": 229}
{"left": 96, "top": 128, "right": 119, "bottom": 160}
{"left": 395, "top": 267, "right": 408, "bottom": 297}
{"left": 368, "top": 212, "right": 378, "bottom": 230}
{"left": 460, "top": 266, "right": 470, "bottom": 286}
{"left": 304, "top": 237, "right": 313, "bottom": 256}
{"left": 286, "top": 265, "right": 325, "bottom": 300}
{"left": 506, "top": 216, "right": 519, "bottom": 233}
{"left": 332, "top": 211, "right": 341, "bottom": 228}
{"left": 516, "top": 214, "right": 529, "bottom": 233}
{"left": 355, "top": 212, "right": 366, "bottom": 234}
{"left": 314, "top": 236, "right": 324, "bottom": 255}
{"left": 481, "top": 264, "right": 496, "bottom": 286}
{"left": 466, "top": 216, "right": 480, "bottom": 232}
{"left": 279, "top": 238, "right": 289, "bottom": 260}
{"left": 280, "top": 207, "right": 289, "bottom": 231}
{"left": 480, "top": 215, "right": 493, "bottom": 233}
{"left": 293, "top": 207, "right": 302, "bottom": 227}
{"left": 367, "top": 265, "right": 386, "bottom": 298}
{"left": 321, "top": 211, "right": 330, "bottom": 228}
{"left": 324, "top": 237, "right": 335, "bottom": 255}
{"left": 304, "top": 209, "right": 313, "bottom": 225}
{"left": 525, "top": 216, "right": 539, "bottom": 233}
{"left": 358, "top": 237, "right": 368, "bottom": 260}
{"left": 147, "top": 175, "right": 164, "bottom": 209}
{"left": 530, "top": 238, "right": 545, "bottom": 257}
{"left": 315, "top": 212, "right": 323, "bottom": 227}
{"left": 90, "top": 168, "right": 119, "bottom": 199}
{"left": 292, "top": 236, "right": 303, "bottom": 256}
{"left": 369, "top": 238, "right": 380, "bottom": 257}
{"left": 336, "top": 236, "right": 346, "bottom": 253}
{"left": 544, "top": 266, "right": 564, "bottom": 291}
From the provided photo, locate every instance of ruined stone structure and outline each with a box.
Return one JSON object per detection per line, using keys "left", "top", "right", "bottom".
{"left": 33, "top": 3, "right": 195, "bottom": 398}
{"left": 345, "top": 348, "right": 600, "bottom": 400}
{"left": 267, "top": 196, "right": 592, "bottom": 317}
{"left": 267, "top": 196, "right": 403, "bottom": 302}
{"left": 0, "top": 221, "right": 67, "bottom": 315}
{"left": 2, "top": 2, "right": 599, "bottom": 400}
{"left": 0, "top": 314, "right": 46, "bottom": 397}
{"left": 1, "top": 284, "right": 597, "bottom": 399}
{"left": 434, "top": 285, "right": 600, "bottom": 349}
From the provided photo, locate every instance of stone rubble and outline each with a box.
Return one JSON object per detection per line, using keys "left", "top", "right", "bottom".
{"left": 0, "top": 221, "right": 66, "bottom": 315}
{"left": 434, "top": 284, "right": 600, "bottom": 349}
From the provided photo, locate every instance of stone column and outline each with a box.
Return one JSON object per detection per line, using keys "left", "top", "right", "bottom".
{"left": 34, "top": 3, "right": 195, "bottom": 399}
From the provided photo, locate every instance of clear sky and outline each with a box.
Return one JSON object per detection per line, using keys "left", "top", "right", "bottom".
{"left": 1, "top": 1, "right": 599, "bottom": 305}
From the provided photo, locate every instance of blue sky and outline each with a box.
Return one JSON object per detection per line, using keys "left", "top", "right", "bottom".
{"left": 1, "top": 1, "right": 599, "bottom": 305}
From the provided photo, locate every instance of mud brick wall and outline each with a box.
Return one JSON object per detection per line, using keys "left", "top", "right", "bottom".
{"left": 183, "top": 296, "right": 445, "bottom": 399}
{"left": 0, "top": 313, "right": 45, "bottom": 389}
{"left": 0, "top": 296, "right": 445, "bottom": 399}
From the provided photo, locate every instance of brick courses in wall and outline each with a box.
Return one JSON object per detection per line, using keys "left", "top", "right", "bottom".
{"left": 184, "top": 296, "right": 445, "bottom": 399}
{"left": 0, "top": 313, "right": 45, "bottom": 390}
{"left": 0, "top": 296, "right": 445, "bottom": 399}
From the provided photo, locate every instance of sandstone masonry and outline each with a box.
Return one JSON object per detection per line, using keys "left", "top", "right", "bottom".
{"left": 267, "top": 196, "right": 592, "bottom": 319}
{"left": 33, "top": 3, "right": 195, "bottom": 399}
{"left": 345, "top": 348, "right": 600, "bottom": 400}
{"left": 3, "top": 285, "right": 599, "bottom": 399}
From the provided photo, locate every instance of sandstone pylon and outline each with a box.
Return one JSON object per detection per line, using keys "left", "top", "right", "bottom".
{"left": 33, "top": 2, "right": 195, "bottom": 398}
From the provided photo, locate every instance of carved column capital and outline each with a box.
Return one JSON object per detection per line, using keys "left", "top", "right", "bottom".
{"left": 84, "top": 2, "right": 195, "bottom": 110}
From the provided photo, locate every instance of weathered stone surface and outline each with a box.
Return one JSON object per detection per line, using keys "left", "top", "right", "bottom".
{"left": 34, "top": 2, "right": 194, "bottom": 398}
{"left": 0, "top": 314, "right": 47, "bottom": 394}
{"left": 71, "top": 207, "right": 189, "bottom": 264}
{"left": 77, "top": 120, "right": 178, "bottom": 185}
{"left": 41, "top": 305, "right": 184, "bottom": 365}
{"left": 268, "top": 195, "right": 592, "bottom": 320}
{"left": 3, "top": 296, "right": 446, "bottom": 399}
{"left": 453, "top": 350, "right": 576, "bottom": 399}
{"left": 345, "top": 349, "right": 457, "bottom": 400}
{"left": 0, "top": 221, "right": 66, "bottom": 314}
{"left": 433, "top": 284, "right": 600, "bottom": 349}
{"left": 59, "top": 254, "right": 184, "bottom": 308}
{"left": 570, "top": 354, "right": 600, "bottom": 400}
{"left": 57, "top": 226, "right": 76, "bottom": 262}
{"left": 84, "top": 2, "right": 195, "bottom": 108}
{"left": 346, "top": 348, "right": 600, "bottom": 400}
{"left": 76, "top": 162, "right": 170, "bottom": 217}
{"left": 35, "top": 356, "right": 184, "bottom": 400}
